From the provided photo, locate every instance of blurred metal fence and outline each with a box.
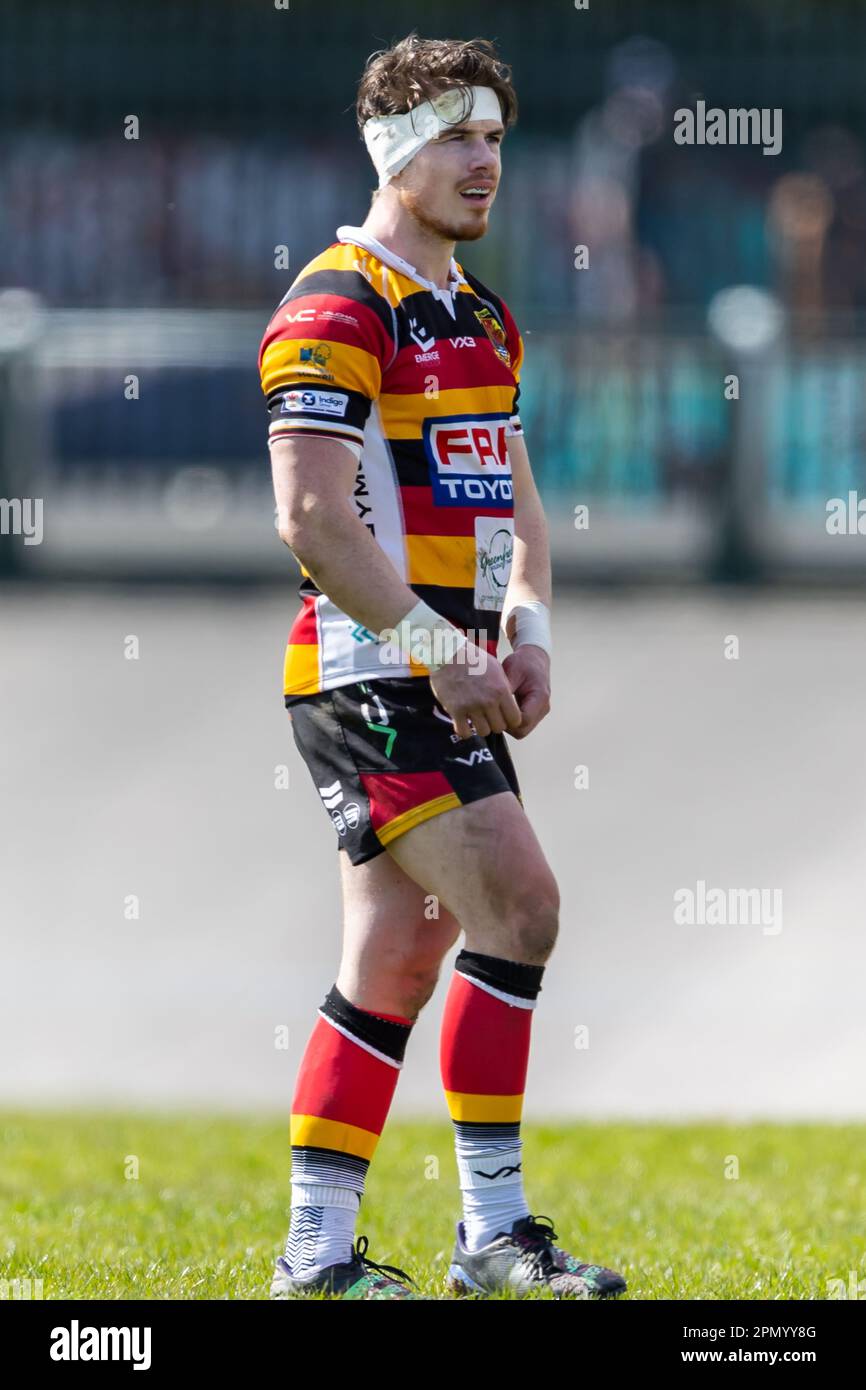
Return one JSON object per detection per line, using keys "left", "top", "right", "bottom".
{"left": 2, "top": 302, "right": 866, "bottom": 581}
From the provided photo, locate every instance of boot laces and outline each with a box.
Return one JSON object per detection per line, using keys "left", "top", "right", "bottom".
{"left": 514, "top": 1214, "right": 560, "bottom": 1280}
{"left": 353, "top": 1234, "right": 418, "bottom": 1288}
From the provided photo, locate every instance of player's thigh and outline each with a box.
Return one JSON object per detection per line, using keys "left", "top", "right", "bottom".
{"left": 384, "top": 789, "right": 560, "bottom": 955}
{"left": 336, "top": 848, "right": 462, "bottom": 1013}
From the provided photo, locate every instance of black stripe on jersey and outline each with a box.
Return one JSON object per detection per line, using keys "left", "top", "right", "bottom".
{"left": 457, "top": 268, "right": 509, "bottom": 328}
{"left": 409, "top": 582, "right": 504, "bottom": 644}
{"left": 393, "top": 284, "right": 487, "bottom": 344}
{"left": 378, "top": 436, "right": 514, "bottom": 491}
{"left": 380, "top": 437, "right": 430, "bottom": 488}
{"left": 280, "top": 268, "right": 396, "bottom": 343}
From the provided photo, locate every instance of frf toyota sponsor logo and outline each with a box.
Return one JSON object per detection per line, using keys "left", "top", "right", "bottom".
{"left": 423, "top": 413, "right": 513, "bottom": 508}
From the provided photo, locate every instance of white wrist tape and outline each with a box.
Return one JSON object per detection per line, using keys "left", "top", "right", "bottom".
{"left": 394, "top": 599, "right": 468, "bottom": 672}
{"left": 505, "top": 601, "right": 552, "bottom": 657}
{"left": 362, "top": 85, "right": 503, "bottom": 188}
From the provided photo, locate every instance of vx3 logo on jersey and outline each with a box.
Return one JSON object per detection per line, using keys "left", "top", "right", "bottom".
{"left": 449, "top": 336, "right": 477, "bottom": 349}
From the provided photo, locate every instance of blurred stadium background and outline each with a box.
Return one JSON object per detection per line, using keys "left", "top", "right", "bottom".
{"left": 2, "top": 0, "right": 865, "bottom": 1118}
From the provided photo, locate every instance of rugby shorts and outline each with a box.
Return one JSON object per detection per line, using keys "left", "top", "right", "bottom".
{"left": 286, "top": 675, "right": 523, "bottom": 865}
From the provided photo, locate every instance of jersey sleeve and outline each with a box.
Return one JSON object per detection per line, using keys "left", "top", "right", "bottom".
{"left": 499, "top": 300, "right": 524, "bottom": 438}
{"left": 258, "top": 278, "right": 394, "bottom": 460}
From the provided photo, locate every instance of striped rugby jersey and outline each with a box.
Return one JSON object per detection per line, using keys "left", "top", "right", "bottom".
{"left": 258, "top": 224, "right": 524, "bottom": 703}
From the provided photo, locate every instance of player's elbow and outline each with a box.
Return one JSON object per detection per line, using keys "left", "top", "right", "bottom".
{"left": 277, "top": 495, "right": 336, "bottom": 556}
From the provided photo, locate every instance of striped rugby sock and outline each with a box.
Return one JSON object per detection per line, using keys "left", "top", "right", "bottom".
{"left": 440, "top": 949, "right": 545, "bottom": 1253}
{"left": 284, "top": 983, "right": 413, "bottom": 1277}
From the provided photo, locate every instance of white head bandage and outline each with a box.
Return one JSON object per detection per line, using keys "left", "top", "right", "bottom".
{"left": 362, "top": 85, "right": 503, "bottom": 189}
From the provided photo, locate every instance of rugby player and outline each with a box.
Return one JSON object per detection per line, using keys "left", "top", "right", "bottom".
{"left": 258, "top": 33, "right": 626, "bottom": 1301}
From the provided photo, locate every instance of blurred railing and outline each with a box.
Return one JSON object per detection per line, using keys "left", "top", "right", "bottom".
{"left": 2, "top": 303, "right": 865, "bottom": 581}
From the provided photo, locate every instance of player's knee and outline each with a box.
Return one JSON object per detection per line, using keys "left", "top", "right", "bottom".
{"left": 510, "top": 875, "right": 560, "bottom": 963}
{"left": 397, "top": 966, "right": 441, "bottom": 1017}
{"left": 376, "top": 947, "right": 444, "bottom": 1016}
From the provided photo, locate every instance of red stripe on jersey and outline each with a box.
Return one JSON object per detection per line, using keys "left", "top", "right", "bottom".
{"left": 452, "top": 625, "right": 499, "bottom": 656}
{"left": 400, "top": 484, "right": 507, "bottom": 537}
{"left": 386, "top": 342, "right": 516, "bottom": 394}
{"left": 258, "top": 292, "right": 392, "bottom": 371}
{"left": 288, "top": 592, "right": 319, "bottom": 645}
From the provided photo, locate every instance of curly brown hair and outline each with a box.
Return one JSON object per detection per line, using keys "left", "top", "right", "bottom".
{"left": 355, "top": 32, "right": 518, "bottom": 132}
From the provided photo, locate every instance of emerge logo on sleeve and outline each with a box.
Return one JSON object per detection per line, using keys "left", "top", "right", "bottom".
{"left": 423, "top": 412, "right": 513, "bottom": 508}
{"left": 280, "top": 389, "right": 349, "bottom": 417}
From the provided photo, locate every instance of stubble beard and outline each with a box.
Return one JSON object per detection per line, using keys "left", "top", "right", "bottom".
{"left": 400, "top": 186, "right": 491, "bottom": 245}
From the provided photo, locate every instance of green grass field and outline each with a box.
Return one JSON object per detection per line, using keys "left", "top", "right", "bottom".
{"left": 2, "top": 1112, "right": 863, "bottom": 1300}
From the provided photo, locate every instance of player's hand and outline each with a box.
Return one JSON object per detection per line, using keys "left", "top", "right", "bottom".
{"left": 500, "top": 646, "right": 551, "bottom": 739}
{"left": 428, "top": 645, "right": 524, "bottom": 739}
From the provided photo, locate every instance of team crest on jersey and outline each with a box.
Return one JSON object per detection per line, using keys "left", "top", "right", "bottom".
{"left": 473, "top": 307, "right": 511, "bottom": 366}
{"left": 423, "top": 412, "right": 513, "bottom": 509}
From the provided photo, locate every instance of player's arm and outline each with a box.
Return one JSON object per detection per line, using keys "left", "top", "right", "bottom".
{"left": 503, "top": 432, "right": 552, "bottom": 642}
{"left": 499, "top": 432, "right": 552, "bottom": 738}
{"left": 270, "top": 433, "right": 522, "bottom": 738}
{"left": 271, "top": 434, "right": 420, "bottom": 635}
{"left": 496, "top": 306, "right": 551, "bottom": 657}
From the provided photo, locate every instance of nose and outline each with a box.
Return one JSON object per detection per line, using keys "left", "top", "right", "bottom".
{"left": 467, "top": 135, "right": 497, "bottom": 172}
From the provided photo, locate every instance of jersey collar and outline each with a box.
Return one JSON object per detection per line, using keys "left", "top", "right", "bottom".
{"left": 336, "top": 224, "right": 466, "bottom": 307}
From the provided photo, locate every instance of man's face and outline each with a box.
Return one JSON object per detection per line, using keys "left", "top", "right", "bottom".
{"left": 394, "top": 117, "right": 503, "bottom": 243}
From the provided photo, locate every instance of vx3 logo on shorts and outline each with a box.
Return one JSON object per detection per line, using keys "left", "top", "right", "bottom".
{"left": 451, "top": 747, "right": 494, "bottom": 767}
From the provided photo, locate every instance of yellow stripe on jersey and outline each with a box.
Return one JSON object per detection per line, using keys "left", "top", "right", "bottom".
{"left": 405, "top": 534, "right": 477, "bottom": 589}
{"left": 379, "top": 385, "right": 515, "bottom": 438}
{"left": 260, "top": 336, "right": 382, "bottom": 399}
{"left": 283, "top": 642, "right": 320, "bottom": 696}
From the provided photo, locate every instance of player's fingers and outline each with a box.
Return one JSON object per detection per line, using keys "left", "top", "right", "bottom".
{"left": 467, "top": 707, "right": 492, "bottom": 737}
{"left": 451, "top": 710, "right": 477, "bottom": 739}
{"left": 500, "top": 689, "right": 525, "bottom": 732}
{"left": 516, "top": 688, "right": 548, "bottom": 728}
